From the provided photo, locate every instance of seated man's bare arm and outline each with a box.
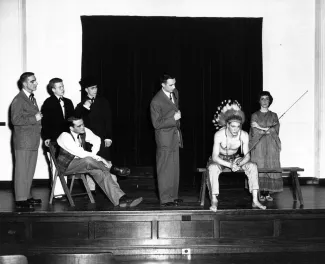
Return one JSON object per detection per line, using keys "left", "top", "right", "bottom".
{"left": 237, "top": 131, "right": 250, "bottom": 167}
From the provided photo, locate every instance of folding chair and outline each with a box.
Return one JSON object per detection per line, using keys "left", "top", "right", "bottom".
{"left": 48, "top": 142, "right": 95, "bottom": 206}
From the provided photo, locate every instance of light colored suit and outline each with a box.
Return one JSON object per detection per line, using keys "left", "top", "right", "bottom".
{"left": 150, "top": 89, "right": 183, "bottom": 204}
{"left": 11, "top": 89, "right": 41, "bottom": 201}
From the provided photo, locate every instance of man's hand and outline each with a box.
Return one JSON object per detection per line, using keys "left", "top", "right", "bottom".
{"left": 99, "top": 157, "right": 112, "bottom": 169}
{"left": 230, "top": 162, "right": 240, "bottom": 172}
{"left": 35, "top": 112, "right": 43, "bottom": 121}
{"left": 83, "top": 100, "right": 92, "bottom": 108}
{"left": 174, "top": 110, "right": 181, "bottom": 121}
{"left": 44, "top": 139, "right": 51, "bottom": 147}
{"left": 104, "top": 139, "right": 112, "bottom": 147}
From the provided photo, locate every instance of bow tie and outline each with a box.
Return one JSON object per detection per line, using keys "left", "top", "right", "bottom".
{"left": 88, "top": 97, "right": 95, "bottom": 104}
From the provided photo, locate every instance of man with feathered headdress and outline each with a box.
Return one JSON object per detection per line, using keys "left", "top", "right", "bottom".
{"left": 207, "top": 100, "right": 266, "bottom": 212}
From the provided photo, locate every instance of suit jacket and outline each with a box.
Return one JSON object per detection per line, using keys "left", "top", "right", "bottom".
{"left": 150, "top": 89, "right": 183, "bottom": 150}
{"left": 41, "top": 95, "right": 74, "bottom": 141}
{"left": 75, "top": 97, "right": 112, "bottom": 141}
{"left": 11, "top": 90, "right": 42, "bottom": 150}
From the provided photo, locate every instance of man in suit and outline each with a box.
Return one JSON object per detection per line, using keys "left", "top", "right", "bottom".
{"left": 56, "top": 116, "right": 142, "bottom": 208}
{"left": 41, "top": 78, "right": 74, "bottom": 198}
{"left": 11, "top": 72, "right": 42, "bottom": 209}
{"left": 150, "top": 74, "right": 183, "bottom": 207}
{"left": 75, "top": 76, "right": 130, "bottom": 178}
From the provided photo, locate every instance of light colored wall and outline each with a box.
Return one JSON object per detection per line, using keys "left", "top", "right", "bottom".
{"left": 0, "top": 0, "right": 316, "bottom": 180}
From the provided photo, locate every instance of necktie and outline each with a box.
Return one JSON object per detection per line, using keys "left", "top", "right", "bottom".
{"left": 169, "top": 93, "right": 173, "bottom": 101}
{"left": 90, "top": 97, "right": 95, "bottom": 104}
{"left": 77, "top": 134, "right": 83, "bottom": 148}
{"left": 29, "top": 93, "right": 36, "bottom": 105}
{"left": 59, "top": 97, "right": 65, "bottom": 117}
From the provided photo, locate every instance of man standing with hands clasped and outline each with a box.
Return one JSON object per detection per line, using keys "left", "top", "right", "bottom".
{"left": 150, "top": 74, "right": 183, "bottom": 207}
{"left": 11, "top": 72, "right": 43, "bottom": 209}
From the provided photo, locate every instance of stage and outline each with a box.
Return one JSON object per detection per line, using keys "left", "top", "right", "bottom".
{"left": 1, "top": 175, "right": 325, "bottom": 257}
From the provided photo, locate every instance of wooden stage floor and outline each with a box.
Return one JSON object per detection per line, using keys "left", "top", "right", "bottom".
{"left": 1, "top": 178, "right": 325, "bottom": 257}
{"left": 0, "top": 180, "right": 325, "bottom": 212}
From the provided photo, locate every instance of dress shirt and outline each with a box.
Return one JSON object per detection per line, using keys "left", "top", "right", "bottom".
{"left": 23, "top": 88, "right": 32, "bottom": 100}
{"left": 162, "top": 88, "right": 174, "bottom": 103}
{"left": 57, "top": 127, "right": 101, "bottom": 160}
{"left": 54, "top": 94, "right": 65, "bottom": 117}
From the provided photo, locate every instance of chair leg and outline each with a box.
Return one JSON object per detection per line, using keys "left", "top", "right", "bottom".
{"left": 59, "top": 174, "right": 75, "bottom": 206}
{"left": 198, "top": 172, "right": 204, "bottom": 203}
{"left": 70, "top": 175, "right": 75, "bottom": 193}
{"left": 291, "top": 172, "right": 298, "bottom": 201}
{"left": 49, "top": 170, "right": 58, "bottom": 204}
{"left": 200, "top": 171, "right": 207, "bottom": 207}
{"left": 292, "top": 172, "right": 304, "bottom": 205}
{"left": 81, "top": 174, "right": 95, "bottom": 203}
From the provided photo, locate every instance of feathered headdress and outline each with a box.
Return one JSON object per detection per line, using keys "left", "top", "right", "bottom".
{"left": 212, "top": 99, "right": 245, "bottom": 130}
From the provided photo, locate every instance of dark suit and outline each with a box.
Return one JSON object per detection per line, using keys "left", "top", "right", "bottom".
{"left": 11, "top": 89, "right": 42, "bottom": 201}
{"left": 41, "top": 95, "right": 74, "bottom": 142}
{"left": 75, "top": 97, "right": 112, "bottom": 160}
{"left": 150, "top": 89, "right": 183, "bottom": 204}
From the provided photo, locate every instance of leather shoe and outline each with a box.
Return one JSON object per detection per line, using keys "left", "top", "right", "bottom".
{"left": 111, "top": 166, "right": 131, "bottom": 177}
{"left": 53, "top": 195, "right": 67, "bottom": 201}
{"left": 119, "top": 195, "right": 143, "bottom": 207}
{"left": 174, "top": 199, "right": 183, "bottom": 205}
{"left": 27, "top": 198, "right": 42, "bottom": 205}
{"left": 15, "top": 200, "right": 34, "bottom": 209}
{"left": 161, "top": 202, "right": 177, "bottom": 207}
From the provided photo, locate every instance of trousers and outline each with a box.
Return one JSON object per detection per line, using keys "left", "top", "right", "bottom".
{"left": 65, "top": 157, "right": 125, "bottom": 206}
{"left": 207, "top": 155, "right": 259, "bottom": 196}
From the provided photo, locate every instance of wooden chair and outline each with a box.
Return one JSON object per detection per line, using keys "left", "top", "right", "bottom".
{"left": 197, "top": 167, "right": 304, "bottom": 207}
{"left": 48, "top": 142, "right": 95, "bottom": 206}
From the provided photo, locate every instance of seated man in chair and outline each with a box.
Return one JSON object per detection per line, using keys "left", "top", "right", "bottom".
{"left": 208, "top": 100, "right": 266, "bottom": 212}
{"left": 56, "top": 116, "right": 142, "bottom": 207}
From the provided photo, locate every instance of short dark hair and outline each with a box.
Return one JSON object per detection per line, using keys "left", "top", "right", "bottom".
{"left": 160, "top": 74, "right": 175, "bottom": 84}
{"left": 67, "top": 116, "right": 82, "bottom": 128}
{"left": 259, "top": 91, "right": 273, "bottom": 106}
{"left": 19, "top": 72, "right": 34, "bottom": 86}
{"left": 48, "top": 78, "right": 63, "bottom": 89}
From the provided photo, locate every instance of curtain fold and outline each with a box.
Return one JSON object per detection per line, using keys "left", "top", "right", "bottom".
{"left": 81, "top": 16, "right": 262, "bottom": 187}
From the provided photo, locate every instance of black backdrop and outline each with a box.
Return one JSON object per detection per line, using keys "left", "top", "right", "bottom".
{"left": 80, "top": 16, "right": 262, "bottom": 187}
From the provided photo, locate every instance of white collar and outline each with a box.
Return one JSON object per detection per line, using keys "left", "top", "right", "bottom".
{"left": 70, "top": 131, "right": 80, "bottom": 141}
{"left": 54, "top": 94, "right": 63, "bottom": 101}
{"left": 162, "top": 88, "right": 173, "bottom": 98}
{"left": 23, "top": 88, "right": 32, "bottom": 98}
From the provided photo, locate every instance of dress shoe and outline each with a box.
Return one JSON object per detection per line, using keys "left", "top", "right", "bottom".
{"left": 53, "top": 195, "right": 67, "bottom": 201}
{"left": 110, "top": 166, "right": 131, "bottom": 177}
{"left": 15, "top": 200, "right": 34, "bottom": 209}
{"left": 27, "top": 198, "right": 42, "bottom": 205}
{"left": 174, "top": 199, "right": 183, "bottom": 205}
{"left": 119, "top": 195, "right": 143, "bottom": 207}
{"left": 161, "top": 202, "right": 177, "bottom": 207}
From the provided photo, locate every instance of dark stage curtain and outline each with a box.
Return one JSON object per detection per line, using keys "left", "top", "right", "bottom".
{"left": 80, "top": 16, "right": 262, "bottom": 187}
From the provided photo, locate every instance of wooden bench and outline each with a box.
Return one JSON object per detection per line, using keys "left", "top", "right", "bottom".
{"left": 197, "top": 167, "right": 304, "bottom": 207}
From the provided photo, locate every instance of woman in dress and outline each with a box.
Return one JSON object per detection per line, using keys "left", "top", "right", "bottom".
{"left": 249, "top": 91, "right": 282, "bottom": 202}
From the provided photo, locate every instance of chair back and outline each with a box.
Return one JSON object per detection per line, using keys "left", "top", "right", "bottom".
{"left": 48, "top": 142, "right": 60, "bottom": 171}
